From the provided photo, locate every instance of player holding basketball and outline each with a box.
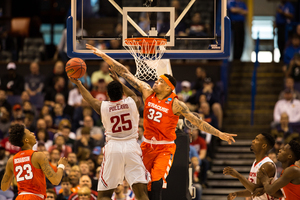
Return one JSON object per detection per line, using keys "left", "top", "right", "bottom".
{"left": 223, "top": 133, "right": 282, "bottom": 200}
{"left": 1, "top": 124, "right": 68, "bottom": 200}
{"left": 69, "top": 69, "right": 150, "bottom": 200}
{"left": 86, "top": 43, "right": 236, "bottom": 200}
{"left": 258, "top": 140, "right": 300, "bottom": 200}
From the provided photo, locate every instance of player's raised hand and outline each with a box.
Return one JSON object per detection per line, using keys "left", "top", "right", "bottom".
{"left": 68, "top": 76, "right": 81, "bottom": 85}
{"left": 58, "top": 157, "right": 68, "bottom": 166}
{"left": 86, "top": 44, "right": 103, "bottom": 57}
{"left": 109, "top": 67, "right": 119, "bottom": 82}
{"left": 227, "top": 192, "right": 237, "bottom": 200}
{"left": 223, "top": 167, "right": 240, "bottom": 178}
{"left": 219, "top": 132, "right": 237, "bottom": 144}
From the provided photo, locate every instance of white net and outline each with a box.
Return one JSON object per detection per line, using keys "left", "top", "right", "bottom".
{"left": 124, "top": 38, "right": 167, "bottom": 81}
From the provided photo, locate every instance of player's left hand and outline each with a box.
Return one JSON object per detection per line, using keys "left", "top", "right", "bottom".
{"left": 68, "top": 76, "right": 81, "bottom": 85}
{"left": 86, "top": 44, "right": 103, "bottom": 57}
{"left": 252, "top": 187, "right": 265, "bottom": 197}
{"left": 223, "top": 166, "right": 239, "bottom": 178}
{"left": 219, "top": 132, "right": 237, "bottom": 144}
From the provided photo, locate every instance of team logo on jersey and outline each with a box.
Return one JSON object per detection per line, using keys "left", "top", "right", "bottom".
{"left": 167, "top": 98, "right": 172, "bottom": 101}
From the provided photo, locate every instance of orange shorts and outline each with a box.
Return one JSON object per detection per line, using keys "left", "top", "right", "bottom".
{"left": 16, "top": 194, "right": 44, "bottom": 200}
{"left": 141, "top": 142, "right": 176, "bottom": 191}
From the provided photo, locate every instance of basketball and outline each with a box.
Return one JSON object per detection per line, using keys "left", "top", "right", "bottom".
{"left": 65, "top": 58, "right": 86, "bottom": 79}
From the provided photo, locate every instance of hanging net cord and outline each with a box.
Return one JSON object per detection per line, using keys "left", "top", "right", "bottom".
{"left": 124, "top": 38, "right": 167, "bottom": 81}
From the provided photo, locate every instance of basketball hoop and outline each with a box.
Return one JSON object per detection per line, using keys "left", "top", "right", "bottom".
{"left": 124, "top": 38, "right": 167, "bottom": 81}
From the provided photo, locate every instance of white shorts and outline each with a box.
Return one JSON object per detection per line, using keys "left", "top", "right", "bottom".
{"left": 97, "top": 139, "right": 150, "bottom": 191}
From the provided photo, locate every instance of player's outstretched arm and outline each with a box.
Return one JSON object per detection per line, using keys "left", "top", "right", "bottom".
{"left": 1, "top": 157, "right": 14, "bottom": 191}
{"left": 173, "top": 98, "right": 237, "bottom": 144}
{"left": 86, "top": 44, "right": 153, "bottom": 99}
{"left": 35, "top": 152, "right": 68, "bottom": 185}
{"left": 69, "top": 77, "right": 102, "bottom": 115}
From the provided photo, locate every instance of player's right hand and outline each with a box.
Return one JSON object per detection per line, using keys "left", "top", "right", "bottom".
{"left": 57, "top": 157, "right": 68, "bottom": 166}
{"left": 68, "top": 76, "right": 81, "bottom": 85}
{"left": 227, "top": 192, "right": 237, "bottom": 200}
{"left": 219, "top": 132, "right": 237, "bottom": 145}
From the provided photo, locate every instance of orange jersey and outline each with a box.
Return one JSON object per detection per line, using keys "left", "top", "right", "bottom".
{"left": 282, "top": 165, "right": 300, "bottom": 200}
{"left": 13, "top": 150, "right": 46, "bottom": 198}
{"left": 143, "top": 92, "right": 179, "bottom": 141}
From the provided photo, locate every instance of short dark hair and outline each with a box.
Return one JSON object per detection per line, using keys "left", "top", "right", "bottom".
{"left": 261, "top": 133, "right": 275, "bottom": 151}
{"left": 163, "top": 74, "right": 177, "bottom": 88}
{"left": 46, "top": 189, "right": 57, "bottom": 199}
{"left": 61, "top": 176, "right": 71, "bottom": 183}
{"left": 9, "top": 124, "right": 25, "bottom": 147}
{"left": 289, "top": 140, "right": 300, "bottom": 161}
{"left": 107, "top": 81, "right": 123, "bottom": 101}
{"left": 37, "top": 128, "right": 49, "bottom": 142}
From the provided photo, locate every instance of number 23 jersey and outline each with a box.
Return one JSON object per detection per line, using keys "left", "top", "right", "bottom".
{"left": 13, "top": 150, "right": 46, "bottom": 197}
{"left": 144, "top": 92, "right": 179, "bottom": 141}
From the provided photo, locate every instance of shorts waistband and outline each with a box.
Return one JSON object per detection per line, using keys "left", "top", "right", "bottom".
{"left": 144, "top": 138, "right": 174, "bottom": 144}
{"left": 19, "top": 192, "right": 44, "bottom": 199}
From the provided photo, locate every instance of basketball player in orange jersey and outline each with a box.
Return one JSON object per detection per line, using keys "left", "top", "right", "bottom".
{"left": 1, "top": 124, "right": 68, "bottom": 200}
{"left": 87, "top": 43, "right": 237, "bottom": 200}
{"left": 258, "top": 140, "right": 300, "bottom": 200}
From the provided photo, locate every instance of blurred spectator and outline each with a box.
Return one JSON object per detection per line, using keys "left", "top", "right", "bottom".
{"left": 91, "top": 61, "right": 113, "bottom": 87}
{"left": 90, "top": 79, "right": 108, "bottom": 101}
{"left": 192, "top": 67, "right": 207, "bottom": 92}
{"left": 286, "top": 53, "right": 300, "bottom": 91}
{"left": 283, "top": 34, "right": 300, "bottom": 69}
{"left": 36, "top": 118, "right": 55, "bottom": 140}
{"left": 70, "top": 186, "right": 93, "bottom": 200}
{"left": 122, "top": 179, "right": 135, "bottom": 200}
{"left": 271, "top": 113, "right": 295, "bottom": 142}
{"left": 71, "top": 72, "right": 92, "bottom": 91}
{"left": 68, "top": 152, "right": 78, "bottom": 167}
{"left": 179, "top": 81, "right": 193, "bottom": 102}
{"left": 57, "top": 119, "right": 76, "bottom": 140}
{"left": 69, "top": 176, "right": 98, "bottom": 200}
{"left": 33, "top": 129, "right": 53, "bottom": 150}
{"left": 57, "top": 126, "right": 75, "bottom": 148}
{"left": 23, "top": 100, "right": 37, "bottom": 119}
{"left": 24, "top": 113, "right": 35, "bottom": 132}
{"left": 24, "top": 61, "right": 45, "bottom": 96}
{"left": 39, "top": 105, "right": 51, "bottom": 118}
{"left": 11, "top": 104, "right": 23, "bottom": 121}
{"left": 54, "top": 20, "right": 87, "bottom": 62}
{"left": 44, "top": 77, "right": 68, "bottom": 107}
{"left": 52, "top": 103, "right": 71, "bottom": 128}
{"left": 0, "top": 107, "right": 11, "bottom": 138}
{"left": 0, "top": 90, "right": 11, "bottom": 114}
{"left": 49, "top": 148, "right": 60, "bottom": 168}
{"left": 189, "top": 145, "right": 202, "bottom": 200}
{"left": 228, "top": 0, "right": 248, "bottom": 60}
{"left": 73, "top": 127, "right": 96, "bottom": 154}
{"left": 272, "top": 136, "right": 285, "bottom": 154}
{"left": 0, "top": 128, "right": 21, "bottom": 155}
{"left": 68, "top": 88, "right": 83, "bottom": 108}
{"left": 86, "top": 158, "right": 96, "bottom": 177}
{"left": 268, "top": 151, "right": 283, "bottom": 178}
{"left": 56, "top": 177, "right": 72, "bottom": 200}
{"left": 68, "top": 170, "right": 80, "bottom": 193}
{"left": 55, "top": 93, "right": 74, "bottom": 119}
{"left": 48, "top": 135, "right": 72, "bottom": 158}
{"left": 46, "top": 189, "right": 57, "bottom": 200}
{"left": 273, "top": 88, "right": 300, "bottom": 123}
{"left": 279, "top": 77, "right": 300, "bottom": 100}
{"left": 0, "top": 62, "right": 25, "bottom": 95}
{"left": 76, "top": 116, "right": 103, "bottom": 143}
{"left": 188, "top": 12, "right": 209, "bottom": 37}
{"left": 190, "top": 129, "right": 209, "bottom": 187}
{"left": 111, "top": 184, "right": 125, "bottom": 200}
{"left": 275, "top": 0, "right": 294, "bottom": 61}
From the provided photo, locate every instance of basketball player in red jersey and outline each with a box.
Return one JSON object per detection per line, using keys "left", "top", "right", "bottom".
{"left": 86, "top": 43, "right": 237, "bottom": 200}
{"left": 258, "top": 140, "right": 300, "bottom": 200}
{"left": 1, "top": 124, "right": 68, "bottom": 200}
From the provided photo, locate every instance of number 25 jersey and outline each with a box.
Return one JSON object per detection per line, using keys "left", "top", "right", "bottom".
{"left": 101, "top": 97, "right": 139, "bottom": 141}
{"left": 144, "top": 92, "right": 179, "bottom": 141}
{"left": 13, "top": 150, "right": 46, "bottom": 198}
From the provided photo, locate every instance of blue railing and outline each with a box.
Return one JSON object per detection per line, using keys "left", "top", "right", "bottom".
{"left": 251, "top": 32, "right": 260, "bottom": 125}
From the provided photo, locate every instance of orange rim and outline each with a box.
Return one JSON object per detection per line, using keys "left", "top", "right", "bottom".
{"left": 125, "top": 38, "right": 167, "bottom": 54}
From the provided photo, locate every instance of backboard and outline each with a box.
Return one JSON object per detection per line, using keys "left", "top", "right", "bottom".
{"left": 67, "top": 0, "right": 230, "bottom": 60}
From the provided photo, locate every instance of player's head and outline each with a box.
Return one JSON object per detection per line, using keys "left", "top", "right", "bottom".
{"left": 9, "top": 124, "right": 36, "bottom": 148}
{"left": 107, "top": 81, "right": 123, "bottom": 101}
{"left": 277, "top": 140, "right": 300, "bottom": 163}
{"left": 153, "top": 74, "right": 176, "bottom": 94}
{"left": 250, "top": 133, "right": 275, "bottom": 154}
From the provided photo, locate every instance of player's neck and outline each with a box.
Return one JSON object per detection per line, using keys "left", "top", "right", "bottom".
{"left": 254, "top": 153, "right": 266, "bottom": 163}
{"left": 282, "top": 160, "right": 295, "bottom": 169}
{"left": 21, "top": 144, "right": 32, "bottom": 151}
{"left": 156, "top": 91, "right": 172, "bottom": 100}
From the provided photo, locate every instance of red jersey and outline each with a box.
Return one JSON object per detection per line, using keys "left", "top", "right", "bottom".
{"left": 282, "top": 165, "right": 300, "bottom": 200}
{"left": 143, "top": 92, "right": 179, "bottom": 141}
{"left": 13, "top": 150, "right": 46, "bottom": 198}
{"left": 190, "top": 136, "right": 207, "bottom": 153}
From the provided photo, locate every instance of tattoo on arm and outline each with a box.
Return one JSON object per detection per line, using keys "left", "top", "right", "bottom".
{"left": 40, "top": 157, "right": 55, "bottom": 178}
{"left": 2, "top": 174, "right": 11, "bottom": 184}
{"left": 175, "top": 100, "right": 220, "bottom": 137}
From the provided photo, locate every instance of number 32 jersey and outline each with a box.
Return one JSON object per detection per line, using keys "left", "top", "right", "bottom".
{"left": 144, "top": 92, "right": 179, "bottom": 141}
{"left": 13, "top": 150, "right": 46, "bottom": 198}
{"left": 101, "top": 97, "right": 139, "bottom": 141}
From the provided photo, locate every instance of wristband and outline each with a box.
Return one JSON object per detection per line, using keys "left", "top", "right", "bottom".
{"left": 57, "top": 164, "right": 65, "bottom": 170}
